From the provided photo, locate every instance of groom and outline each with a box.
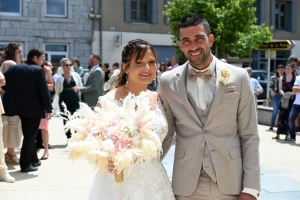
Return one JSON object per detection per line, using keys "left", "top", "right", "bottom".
{"left": 160, "top": 14, "right": 260, "bottom": 199}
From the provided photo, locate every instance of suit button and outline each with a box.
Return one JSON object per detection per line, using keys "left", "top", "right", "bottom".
{"left": 200, "top": 149, "right": 204, "bottom": 154}
{"left": 201, "top": 114, "right": 206, "bottom": 117}
{"left": 203, "top": 129, "right": 208, "bottom": 133}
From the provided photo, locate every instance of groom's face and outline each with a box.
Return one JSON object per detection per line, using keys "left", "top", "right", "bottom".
{"left": 178, "top": 24, "right": 214, "bottom": 70}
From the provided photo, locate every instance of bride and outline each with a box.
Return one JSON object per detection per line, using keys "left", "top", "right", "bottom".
{"left": 86, "top": 39, "right": 175, "bottom": 200}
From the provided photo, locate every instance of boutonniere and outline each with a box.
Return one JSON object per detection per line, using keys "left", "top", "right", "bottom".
{"left": 220, "top": 69, "right": 231, "bottom": 89}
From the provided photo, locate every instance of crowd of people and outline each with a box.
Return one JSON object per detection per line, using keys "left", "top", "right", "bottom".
{"left": 0, "top": 12, "right": 298, "bottom": 200}
{"left": 270, "top": 55, "right": 300, "bottom": 142}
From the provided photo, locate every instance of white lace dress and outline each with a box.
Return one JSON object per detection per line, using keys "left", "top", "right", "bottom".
{"left": 86, "top": 96, "right": 175, "bottom": 200}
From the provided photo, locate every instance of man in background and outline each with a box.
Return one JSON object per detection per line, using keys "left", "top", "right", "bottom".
{"left": 246, "top": 67, "right": 264, "bottom": 108}
{"left": 73, "top": 54, "right": 104, "bottom": 107}
{"left": 170, "top": 56, "right": 179, "bottom": 69}
{"left": 2, "top": 48, "right": 52, "bottom": 173}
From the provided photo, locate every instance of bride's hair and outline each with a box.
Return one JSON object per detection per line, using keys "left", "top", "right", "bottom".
{"left": 116, "top": 39, "right": 157, "bottom": 87}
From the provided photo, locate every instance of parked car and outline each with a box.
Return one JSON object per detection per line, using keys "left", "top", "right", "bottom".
{"left": 251, "top": 70, "right": 274, "bottom": 100}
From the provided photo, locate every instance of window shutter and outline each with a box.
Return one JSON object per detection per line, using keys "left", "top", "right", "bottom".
{"left": 256, "top": 0, "right": 266, "bottom": 24}
{"left": 124, "top": 0, "right": 131, "bottom": 22}
{"left": 287, "top": 1, "right": 297, "bottom": 32}
{"left": 148, "top": 0, "right": 158, "bottom": 24}
{"left": 270, "top": 0, "right": 276, "bottom": 28}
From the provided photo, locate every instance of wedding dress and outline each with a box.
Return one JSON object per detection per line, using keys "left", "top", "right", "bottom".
{"left": 86, "top": 95, "right": 175, "bottom": 200}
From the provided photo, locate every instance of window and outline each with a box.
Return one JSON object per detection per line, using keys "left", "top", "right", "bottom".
{"left": 44, "top": 44, "right": 68, "bottom": 68}
{"left": 125, "top": 0, "right": 158, "bottom": 24}
{"left": 275, "top": 1, "right": 287, "bottom": 30}
{"left": 270, "top": 0, "right": 296, "bottom": 32}
{"left": 0, "top": 0, "right": 21, "bottom": 16}
{"left": 131, "top": 0, "right": 147, "bottom": 22}
{"left": 45, "top": 0, "right": 67, "bottom": 17}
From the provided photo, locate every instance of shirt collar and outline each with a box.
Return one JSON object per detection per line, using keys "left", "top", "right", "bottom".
{"left": 91, "top": 65, "right": 98, "bottom": 71}
{"left": 187, "top": 56, "right": 216, "bottom": 73}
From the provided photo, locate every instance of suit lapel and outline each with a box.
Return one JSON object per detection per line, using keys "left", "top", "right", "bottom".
{"left": 205, "top": 60, "right": 227, "bottom": 125}
{"left": 86, "top": 66, "right": 98, "bottom": 83}
{"left": 175, "top": 63, "right": 203, "bottom": 127}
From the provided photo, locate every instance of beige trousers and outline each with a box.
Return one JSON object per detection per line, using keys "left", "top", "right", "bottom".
{"left": 0, "top": 119, "right": 8, "bottom": 176}
{"left": 175, "top": 171, "right": 238, "bottom": 200}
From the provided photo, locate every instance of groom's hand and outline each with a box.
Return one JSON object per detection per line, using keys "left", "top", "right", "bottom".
{"left": 238, "top": 193, "right": 257, "bottom": 200}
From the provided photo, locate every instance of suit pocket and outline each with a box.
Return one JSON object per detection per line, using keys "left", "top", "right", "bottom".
{"left": 228, "top": 146, "right": 241, "bottom": 159}
{"left": 175, "top": 148, "right": 185, "bottom": 159}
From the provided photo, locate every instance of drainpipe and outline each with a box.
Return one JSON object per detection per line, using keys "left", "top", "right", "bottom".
{"left": 99, "top": 0, "right": 103, "bottom": 59}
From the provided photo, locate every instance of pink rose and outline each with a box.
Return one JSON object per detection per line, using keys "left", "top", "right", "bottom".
{"left": 114, "top": 140, "right": 128, "bottom": 151}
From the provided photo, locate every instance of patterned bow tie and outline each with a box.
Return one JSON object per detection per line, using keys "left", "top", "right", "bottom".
{"left": 189, "top": 69, "right": 212, "bottom": 81}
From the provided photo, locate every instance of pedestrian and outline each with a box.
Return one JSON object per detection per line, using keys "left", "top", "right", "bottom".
{"left": 272, "top": 63, "right": 296, "bottom": 140}
{"left": 0, "top": 42, "right": 23, "bottom": 164}
{"left": 104, "top": 62, "right": 120, "bottom": 92}
{"left": 72, "top": 58, "right": 83, "bottom": 77}
{"left": 102, "top": 62, "right": 110, "bottom": 83}
{"left": 288, "top": 55, "right": 300, "bottom": 75}
{"left": 170, "top": 56, "right": 179, "bottom": 69}
{"left": 288, "top": 66, "right": 300, "bottom": 142}
{"left": 55, "top": 58, "right": 82, "bottom": 140}
{"left": 157, "top": 62, "right": 167, "bottom": 93}
{"left": 0, "top": 71, "right": 15, "bottom": 183}
{"left": 0, "top": 48, "right": 3, "bottom": 62}
{"left": 245, "top": 67, "right": 264, "bottom": 109}
{"left": 160, "top": 13, "right": 260, "bottom": 199}
{"left": 39, "top": 61, "right": 53, "bottom": 159}
{"left": 269, "top": 64, "right": 285, "bottom": 130}
{"left": 73, "top": 54, "right": 104, "bottom": 107}
{"left": 2, "top": 48, "right": 52, "bottom": 172}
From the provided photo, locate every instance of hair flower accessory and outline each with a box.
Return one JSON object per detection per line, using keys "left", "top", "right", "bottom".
{"left": 220, "top": 69, "right": 231, "bottom": 89}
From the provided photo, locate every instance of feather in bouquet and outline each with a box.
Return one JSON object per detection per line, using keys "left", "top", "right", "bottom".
{"left": 62, "top": 91, "right": 161, "bottom": 183}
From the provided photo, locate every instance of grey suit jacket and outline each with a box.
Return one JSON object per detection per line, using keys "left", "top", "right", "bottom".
{"left": 160, "top": 58, "right": 260, "bottom": 196}
{"left": 80, "top": 66, "right": 104, "bottom": 107}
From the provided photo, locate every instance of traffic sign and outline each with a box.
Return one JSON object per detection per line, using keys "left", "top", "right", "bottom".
{"left": 258, "top": 40, "right": 295, "bottom": 50}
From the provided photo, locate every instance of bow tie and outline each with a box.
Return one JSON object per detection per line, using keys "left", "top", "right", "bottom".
{"left": 189, "top": 69, "right": 212, "bottom": 81}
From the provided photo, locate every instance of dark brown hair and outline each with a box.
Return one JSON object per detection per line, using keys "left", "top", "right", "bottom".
{"left": 72, "top": 58, "right": 81, "bottom": 66}
{"left": 116, "top": 39, "right": 157, "bottom": 87}
{"left": 1, "top": 42, "right": 21, "bottom": 63}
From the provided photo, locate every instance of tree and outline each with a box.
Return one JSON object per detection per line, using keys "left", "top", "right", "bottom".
{"left": 164, "top": 0, "right": 273, "bottom": 63}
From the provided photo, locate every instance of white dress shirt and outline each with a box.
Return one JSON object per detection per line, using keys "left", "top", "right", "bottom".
{"left": 186, "top": 57, "right": 216, "bottom": 111}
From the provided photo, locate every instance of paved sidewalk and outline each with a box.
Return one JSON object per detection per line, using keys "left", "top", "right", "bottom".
{"left": 1, "top": 117, "right": 300, "bottom": 199}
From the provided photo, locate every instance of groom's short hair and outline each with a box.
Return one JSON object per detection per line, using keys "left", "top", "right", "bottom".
{"left": 177, "top": 13, "right": 211, "bottom": 37}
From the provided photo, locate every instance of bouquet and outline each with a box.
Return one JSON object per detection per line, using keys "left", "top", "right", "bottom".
{"left": 62, "top": 91, "right": 162, "bottom": 183}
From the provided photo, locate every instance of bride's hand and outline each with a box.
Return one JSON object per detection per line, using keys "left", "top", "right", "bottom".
{"left": 107, "top": 159, "right": 116, "bottom": 174}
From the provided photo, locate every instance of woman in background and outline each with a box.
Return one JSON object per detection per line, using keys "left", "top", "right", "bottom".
{"left": 39, "top": 61, "right": 54, "bottom": 159}
{"left": 56, "top": 58, "right": 82, "bottom": 140}
{"left": 0, "top": 43, "right": 23, "bottom": 164}
{"left": 269, "top": 64, "right": 285, "bottom": 131}
{"left": 72, "top": 58, "right": 83, "bottom": 77}
{"left": 273, "top": 64, "right": 297, "bottom": 140}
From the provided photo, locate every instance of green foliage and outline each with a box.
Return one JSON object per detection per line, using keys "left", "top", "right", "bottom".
{"left": 164, "top": 0, "right": 273, "bottom": 63}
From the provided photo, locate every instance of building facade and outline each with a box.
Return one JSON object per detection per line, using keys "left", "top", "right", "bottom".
{"left": 0, "top": 0, "right": 95, "bottom": 68}
{"left": 0, "top": 0, "right": 298, "bottom": 71}
{"left": 253, "top": 0, "right": 299, "bottom": 72}
{"left": 0, "top": 0, "right": 175, "bottom": 69}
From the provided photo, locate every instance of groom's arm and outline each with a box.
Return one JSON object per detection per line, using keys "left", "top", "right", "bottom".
{"left": 237, "top": 69, "right": 260, "bottom": 199}
{"left": 159, "top": 76, "right": 175, "bottom": 160}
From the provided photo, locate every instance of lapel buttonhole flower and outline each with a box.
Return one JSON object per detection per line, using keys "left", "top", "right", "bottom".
{"left": 220, "top": 69, "right": 231, "bottom": 89}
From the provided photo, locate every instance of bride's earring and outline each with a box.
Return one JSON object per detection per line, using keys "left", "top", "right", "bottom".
{"left": 125, "top": 74, "right": 128, "bottom": 87}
